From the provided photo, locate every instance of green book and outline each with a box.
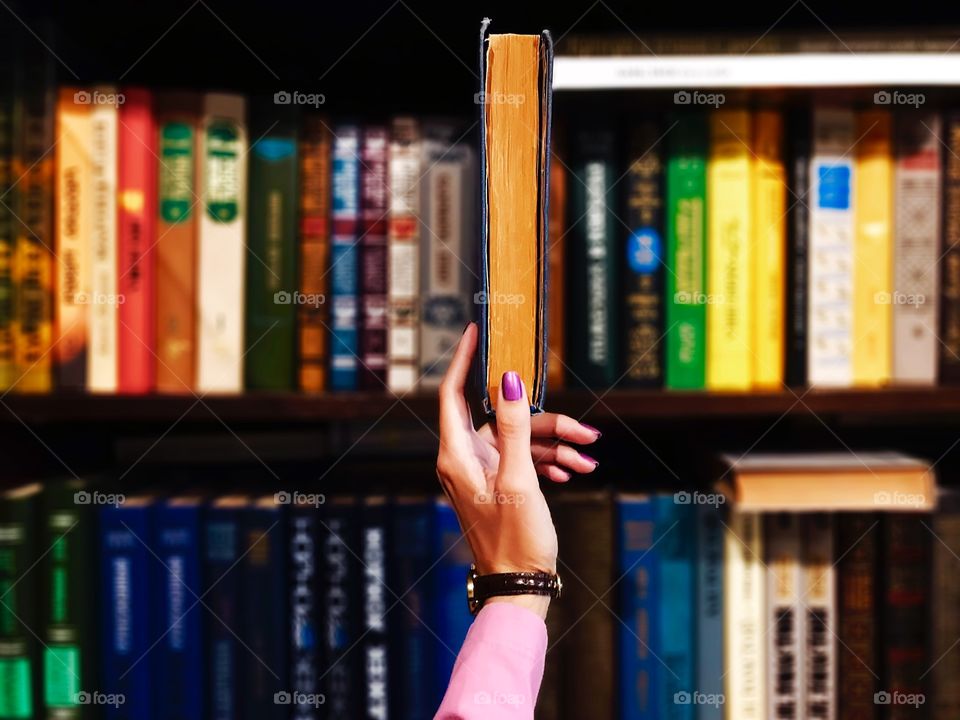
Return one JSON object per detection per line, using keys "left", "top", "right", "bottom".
{"left": 41, "top": 481, "right": 94, "bottom": 720}
{"left": 665, "top": 115, "right": 708, "bottom": 389}
{"left": 245, "top": 101, "right": 299, "bottom": 390}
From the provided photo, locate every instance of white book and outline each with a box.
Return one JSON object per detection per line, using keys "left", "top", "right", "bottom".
{"left": 196, "top": 93, "right": 247, "bottom": 393}
{"left": 87, "top": 87, "right": 119, "bottom": 393}
{"left": 802, "top": 514, "right": 837, "bottom": 720}
{"left": 724, "top": 511, "right": 766, "bottom": 720}
{"left": 765, "top": 513, "right": 804, "bottom": 720}
{"left": 808, "top": 109, "right": 856, "bottom": 387}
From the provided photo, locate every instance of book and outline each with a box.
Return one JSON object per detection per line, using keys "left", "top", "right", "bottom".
{"left": 893, "top": 114, "right": 941, "bottom": 385}
{"left": 765, "top": 512, "right": 803, "bottom": 720}
{"left": 0, "top": 484, "right": 41, "bottom": 719}
{"left": 155, "top": 92, "right": 201, "bottom": 393}
{"left": 198, "top": 93, "right": 248, "bottom": 393}
{"left": 931, "top": 491, "right": 960, "bottom": 718}
{"left": 664, "top": 114, "right": 708, "bottom": 389}
{"left": 752, "top": 110, "right": 785, "bottom": 389}
{"left": 246, "top": 99, "right": 298, "bottom": 392}
{"left": 99, "top": 498, "right": 154, "bottom": 720}
{"left": 298, "top": 116, "right": 332, "bottom": 393}
{"left": 786, "top": 110, "right": 811, "bottom": 387}
{"left": 87, "top": 86, "right": 120, "bottom": 393}
{"left": 802, "top": 513, "right": 836, "bottom": 720}
{"left": 546, "top": 140, "right": 566, "bottom": 389}
{"left": 621, "top": 121, "right": 665, "bottom": 387}
{"left": 808, "top": 108, "right": 856, "bottom": 387}
{"left": 330, "top": 124, "right": 361, "bottom": 391}
{"left": 361, "top": 496, "right": 390, "bottom": 719}
{"left": 706, "top": 109, "right": 753, "bottom": 390}
{"left": 386, "top": 117, "right": 421, "bottom": 394}
{"left": 419, "top": 124, "right": 476, "bottom": 388}
{"left": 289, "top": 499, "right": 323, "bottom": 720}
{"left": 569, "top": 128, "right": 617, "bottom": 389}
{"left": 54, "top": 89, "right": 91, "bottom": 391}
{"left": 322, "top": 497, "right": 360, "bottom": 717}
{"left": 695, "top": 502, "right": 724, "bottom": 720}
{"left": 359, "top": 126, "right": 390, "bottom": 390}
{"left": 853, "top": 110, "right": 893, "bottom": 387}
{"left": 0, "top": 43, "right": 14, "bottom": 390}
{"left": 942, "top": 114, "right": 960, "bottom": 384}
{"left": 477, "top": 23, "right": 554, "bottom": 412}
{"left": 117, "top": 88, "right": 157, "bottom": 394}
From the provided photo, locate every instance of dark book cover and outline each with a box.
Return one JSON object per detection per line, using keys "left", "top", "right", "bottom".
{"left": 359, "top": 126, "right": 389, "bottom": 390}
{"left": 621, "top": 122, "right": 665, "bottom": 387}
{"left": 99, "top": 498, "right": 155, "bottom": 720}
{"left": 242, "top": 498, "right": 287, "bottom": 720}
{"left": 568, "top": 129, "right": 618, "bottom": 388}
{"left": 786, "top": 110, "right": 810, "bottom": 387}
{"left": 0, "top": 38, "right": 17, "bottom": 391}
{"left": 246, "top": 102, "right": 299, "bottom": 390}
{"left": 696, "top": 501, "right": 724, "bottom": 720}
{"left": 941, "top": 114, "right": 960, "bottom": 384}
{"left": 361, "top": 497, "right": 390, "bottom": 719}
{"left": 154, "top": 498, "right": 204, "bottom": 720}
{"left": 289, "top": 500, "right": 324, "bottom": 720}
{"left": 330, "top": 124, "right": 361, "bottom": 391}
{"left": 931, "top": 491, "right": 960, "bottom": 718}
{"left": 322, "top": 497, "right": 360, "bottom": 719}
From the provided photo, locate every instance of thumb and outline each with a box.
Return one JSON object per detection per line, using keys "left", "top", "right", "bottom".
{"left": 495, "top": 371, "right": 535, "bottom": 489}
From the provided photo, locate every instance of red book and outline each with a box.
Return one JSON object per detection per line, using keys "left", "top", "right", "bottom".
{"left": 117, "top": 88, "right": 157, "bottom": 393}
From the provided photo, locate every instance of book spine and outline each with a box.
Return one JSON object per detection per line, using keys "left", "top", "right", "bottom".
{"left": 298, "top": 117, "right": 331, "bottom": 393}
{"left": 752, "top": 111, "right": 786, "bottom": 389}
{"left": 570, "top": 129, "right": 617, "bottom": 387}
{"left": 99, "top": 504, "right": 153, "bottom": 720}
{"left": 54, "top": 90, "right": 90, "bottom": 391}
{"left": 622, "top": 122, "right": 664, "bottom": 387}
{"left": 330, "top": 125, "right": 361, "bottom": 391}
{"left": 786, "top": 111, "right": 811, "bottom": 387}
{"left": 323, "top": 498, "right": 359, "bottom": 717}
{"left": 695, "top": 502, "right": 724, "bottom": 720}
{"left": 803, "top": 513, "right": 837, "bottom": 720}
{"left": 665, "top": 114, "right": 708, "bottom": 389}
{"left": 893, "top": 114, "right": 941, "bottom": 385}
{"left": 205, "top": 507, "right": 241, "bottom": 720}
{"left": 931, "top": 498, "right": 960, "bottom": 717}
{"left": 837, "top": 513, "right": 878, "bottom": 720}
{"left": 359, "top": 126, "right": 389, "bottom": 390}
{"left": 706, "top": 110, "right": 753, "bottom": 390}
{"left": 853, "top": 110, "right": 893, "bottom": 387}
{"left": 546, "top": 143, "right": 567, "bottom": 389}
{"left": 724, "top": 511, "right": 765, "bottom": 720}
{"left": 765, "top": 513, "right": 803, "bottom": 720}
{"left": 0, "top": 48, "right": 14, "bottom": 390}
{"left": 199, "top": 94, "right": 249, "bottom": 393}
{"left": 808, "top": 108, "right": 856, "bottom": 387}
{"left": 419, "top": 136, "right": 475, "bottom": 387}
{"left": 155, "top": 95, "right": 199, "bottom": 393}
{"left": 362, "top": 498, "right": 390, "bottom": 720}
{"left": 154, "top": 504, "right": 203, "bottom": 720}
{"left": 245, "top": 102, "right": 299, "bottom": 391}
{"left": 289, "top": 504, "right": 323, "bottom": 720}
{"left": 117, "top": 88, "right": 157, "bottom": 394}
{"left": 387, "top": 118, "right": 421, "bottom": 394}
{"left": 941, "top": 114, "right": 960, "bottom": 384}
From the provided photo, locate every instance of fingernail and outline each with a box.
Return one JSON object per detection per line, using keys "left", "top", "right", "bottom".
{"left": 581, "top": 423, "right": 602, "bottom": 438}
{"left": 502, "top": 371, "right": 522, "bottom": 402}
{"left": 579, "top": 452, "right": 599, "bottom": 468}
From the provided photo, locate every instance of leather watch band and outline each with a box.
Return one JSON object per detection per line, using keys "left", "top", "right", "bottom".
{"left": 466, "top": 563, "right": 562, "bottom": 615}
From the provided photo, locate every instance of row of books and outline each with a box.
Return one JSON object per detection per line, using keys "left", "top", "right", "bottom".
{"left": 557, "top": 105, "right": 960, "bottom": 391}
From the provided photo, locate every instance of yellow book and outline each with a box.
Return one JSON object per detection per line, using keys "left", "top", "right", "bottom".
{"left": 707, "top": 110, "right": 753, "bottom": 390}
{"left": 752, "top": 111, "right": 786, "bottom": 389}
{"left": 853, "top": 110, "right": 893, "bottom": 386}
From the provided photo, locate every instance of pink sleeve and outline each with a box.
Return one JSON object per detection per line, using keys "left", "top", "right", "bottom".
{"left": 434, "top": 602, "right": 548, "bottom": 720}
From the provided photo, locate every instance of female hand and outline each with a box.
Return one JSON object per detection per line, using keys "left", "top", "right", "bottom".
{"left": 435, "top": 323, "right": 600, "bottom": 615}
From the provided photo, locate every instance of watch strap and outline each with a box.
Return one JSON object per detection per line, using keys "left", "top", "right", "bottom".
{"left": 467, "top": 564, "right": 562, "bottom": 615}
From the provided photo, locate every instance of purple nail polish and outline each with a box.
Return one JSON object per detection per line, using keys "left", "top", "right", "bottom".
{"left": 502, "top": 371, "right": 522, "bottom": 401}
{"left": 581, "top": 423, "right": 602, "bottom": 438}
{"left": 579, "top": 452, "right": 599, "bottom": 467}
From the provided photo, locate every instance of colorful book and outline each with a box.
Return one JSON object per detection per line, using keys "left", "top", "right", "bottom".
{"left": 665, "top": 114, "right": 708, "bottom": 389}
{"left": 322, "top": 497, "right": 360, "bottom": 717}
{"left": 803, "top": 513, "right": 836, "bottom": 720}
{"left": 362, "top": 496, "right": 390, "bottom": 719}
{"left": 765, "top": 513, "right": 803, "bottom": 720}
{"left": 198, "top": 93, "right": 248, "bottom": 393}
{"left": 289, "top": 499, "right": 323, "bottom": 720}
{"left": 330, "top": 124, "right": 361, "bottom": 391}
{"left": 695, "top": 502, "right": 724, "bottom": 720}
{"left": 117, "top": 88, "right": 157, "bottom": 394}
{"left": 706, "top": 109, "right": 753, "bottom": 390}
{"left": 359, "top": 126, "right": 390, "bottom": 390}
{"left": 786, "top": 111, "right": 811, "bottom": 387}
{"left": 246, "top": 99, "right": 298, "bottom": 391}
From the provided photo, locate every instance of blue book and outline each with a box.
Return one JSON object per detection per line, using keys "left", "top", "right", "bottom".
{"left": 155, "top": 498, "right": 204, "bottom": 720}
{"left": 205, "top": 497, "right": 247, "bottom": 720}
{"left": 361, "top": 497, "right": 391, "bottom": 720}
{"left": 322, "top": 497, "right": 360, "bottom": 718}
{"left": 330, "top": 124, "right": 361, "bottom": 390}
{"left": 617, "top": 494, "right": 659, "bottom": 719}
{"left": 99, "top": 498, "right": 155, "bottom": 720}
{"left": 696, "top": 502, "right": 724, "bottom": 720}
{"left": 289, "top": 501, "right": 323, "bottom": 720}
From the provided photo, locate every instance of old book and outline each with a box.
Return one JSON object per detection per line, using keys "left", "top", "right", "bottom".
{"left": 546, "top": 137, "right": 566, "bottom": 390}
{"left": 330, "top": 124, "right": 361, "bottom": 391}
{"left": 931, "top": 490, "right": 960, "bottom": 718}
{"left": 785, "top": 110, "right": 811, "bottom": 387}
{"left": 942, "top": 114, "right": 960, "bottom": 385}
{"left": 802, "top": 513, "right": 837, "bottom": 720}
{"left": 478, "top": 21, "right": 554, "bottom": 413}
{"left": 0, "top": 42, "right": 14, "bottom": 390}
{"left": 765, "top": 513, "right": 803, "bottom": 720}
{"left": 359, "top": 126, "right": 389, "bottom": 390}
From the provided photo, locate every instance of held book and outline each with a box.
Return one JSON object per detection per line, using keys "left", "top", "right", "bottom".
{"left": 477, "top": 19, "right": 554, "bottom": 414}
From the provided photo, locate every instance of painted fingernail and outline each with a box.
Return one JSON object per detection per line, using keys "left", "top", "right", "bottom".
{"left": 502, "top": 371, "right": 522, "bottom": 401}
{"left": 579, "top": 453, "right": 599, "bottom": 468}
{"left": 581, "top": 423, "right": 602, "bottom": 438}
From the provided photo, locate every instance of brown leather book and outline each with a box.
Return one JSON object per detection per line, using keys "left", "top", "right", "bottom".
{"left": 546, "top": 136, "right": 566, "bottom": 390}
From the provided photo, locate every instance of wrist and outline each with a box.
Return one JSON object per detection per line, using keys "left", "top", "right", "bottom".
{"left": 484, "top": 594, "right": 550, "bottom": 620}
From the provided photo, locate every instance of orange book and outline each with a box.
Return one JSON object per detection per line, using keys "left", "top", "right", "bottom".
{"left": 547, "top": 141, "right": 566, "bottom": 389}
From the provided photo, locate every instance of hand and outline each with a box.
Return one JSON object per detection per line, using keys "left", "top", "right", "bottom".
{"left": 435, "top": 323, "right": 601, "bottom": 616}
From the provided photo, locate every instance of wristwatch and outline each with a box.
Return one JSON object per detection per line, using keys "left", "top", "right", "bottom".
{"left": 466, "top": 563, "right": 563, "bottom": 615}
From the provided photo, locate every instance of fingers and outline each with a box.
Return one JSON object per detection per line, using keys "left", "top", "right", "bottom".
{"left": 438, "top": 323, "right": 477, "bottom": 436}
{"left": 494, "top": 370, "right": 535, "bottom": 492}
{"left": 530, "top": 440, "right": 599, "bottom": 475}
{"left": 536, "top": 464, "right": 571, "bottom": 483}
{"left": 530, "top": 413, "right": 602, "bottom": 445}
